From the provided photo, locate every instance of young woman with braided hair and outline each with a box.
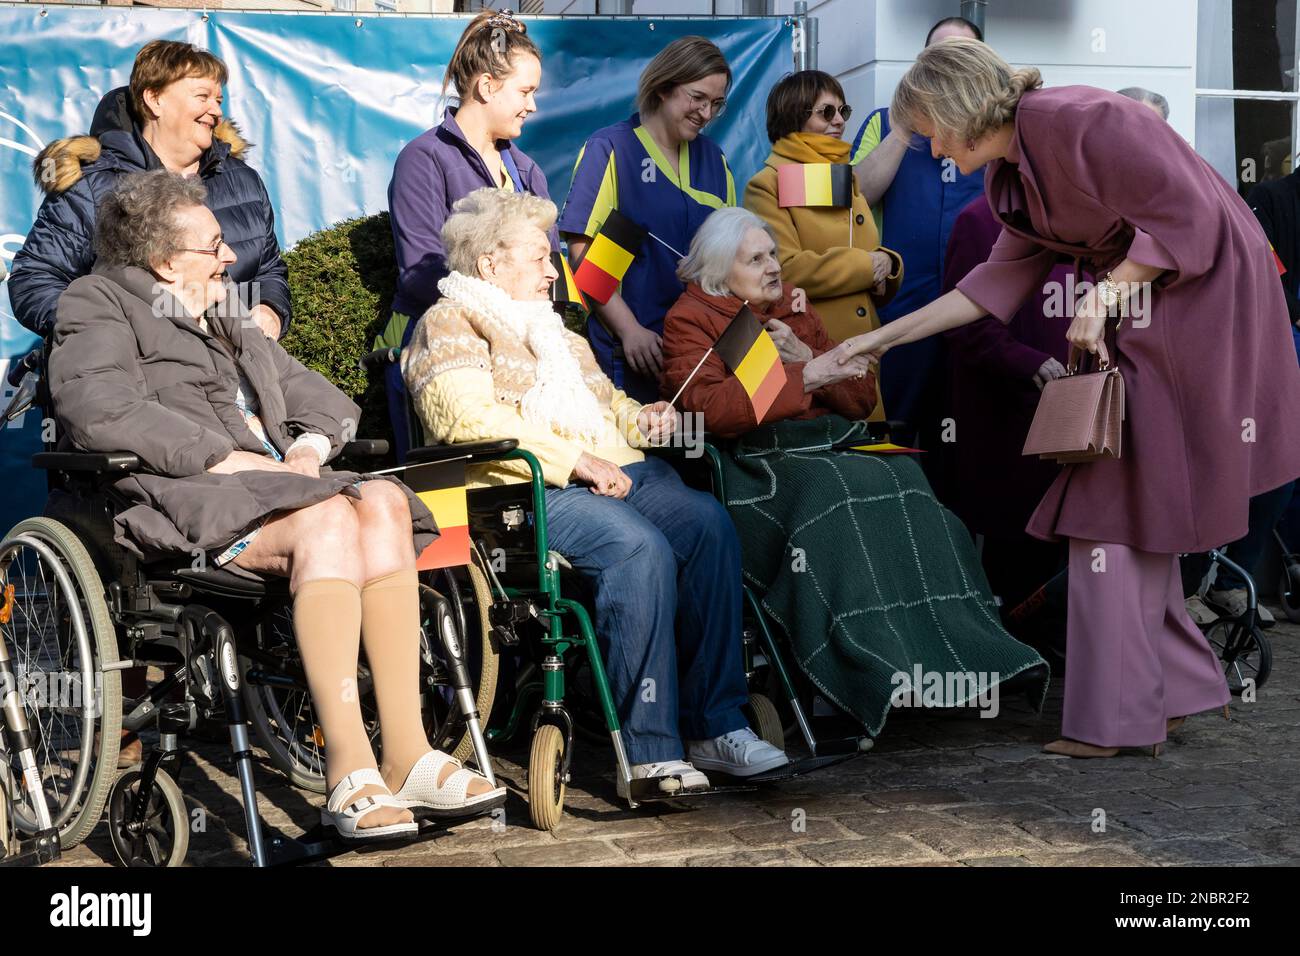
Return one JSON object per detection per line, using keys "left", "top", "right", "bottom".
{"left": 378, "top": 9, "right": 558, "bottom": 458}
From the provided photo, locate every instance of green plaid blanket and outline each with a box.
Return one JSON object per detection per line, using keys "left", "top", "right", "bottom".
{"left": 718, "top": 416, "right": 1049, "bottom": 736}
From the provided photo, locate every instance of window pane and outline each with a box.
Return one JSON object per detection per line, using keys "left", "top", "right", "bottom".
{"left": 1198, "top": 0, "right": 1297, "bottom": 91}
{"left": 1197, "top": 96, "right": 1294, "bottom": 197}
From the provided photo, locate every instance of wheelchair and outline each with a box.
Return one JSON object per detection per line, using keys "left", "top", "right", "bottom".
{"left": 0, "top": 347, "right": 498, "bottom": 866}
{"left": 364, "top": 347, "right": 870, "bottom": 831}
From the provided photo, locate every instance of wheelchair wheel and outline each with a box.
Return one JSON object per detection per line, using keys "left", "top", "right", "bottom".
{"left": 1, "top": 517, "right": 122, "bottom": 849}
{"left": 1278, "top": 564, "right": 1300, "bottom": 623}
{"left": 527, "top": 723, "right": 566, "bottom": 831}
{"left": 745, "top": 693, "right": 785, "bottom": 749}
{"left": 106, "top": 767, "right": 188, "bottom": 867}
{"left": 1205, "top": 617, "right": 1272, "bottom": 696}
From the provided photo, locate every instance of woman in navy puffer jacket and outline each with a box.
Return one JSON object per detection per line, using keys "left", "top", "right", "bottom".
{"left": 9, "top": 40, "right": 290, "bottom": 339}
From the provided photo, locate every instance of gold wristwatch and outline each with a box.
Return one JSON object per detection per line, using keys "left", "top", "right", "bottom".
{"left": 1096, "top": 272, "right": 1122, "bottom": 312}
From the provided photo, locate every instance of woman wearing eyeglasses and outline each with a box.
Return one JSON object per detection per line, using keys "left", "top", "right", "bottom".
{"left": 559, "top": 36, "right": 737, "bottom": 403}
{"left": 744, "top": 71, "right": 902, "bottom": 421}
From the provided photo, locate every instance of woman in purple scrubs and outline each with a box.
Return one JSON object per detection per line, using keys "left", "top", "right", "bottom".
{"left": 840, "top": 39, "right": 1300, "bottom": 757}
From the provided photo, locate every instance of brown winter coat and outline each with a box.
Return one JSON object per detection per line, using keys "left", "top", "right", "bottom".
{"left": 47, "top": 263, "right": 435, "bottom": 559}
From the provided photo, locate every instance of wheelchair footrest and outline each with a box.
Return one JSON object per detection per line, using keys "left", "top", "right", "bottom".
{"left": 705, "top": 752, "right": 860, "bottom": 786}
{"left": 262, "top": 806, "right": 494, "bottom": 866}
{"left": 807, "top": 736, "right": 874, "bottom": 757}
{"left": 0, "top": 828, "right": 61, "bottom": 867}
{"left": 625, "top": 777, "right": 757, "bottom": 803}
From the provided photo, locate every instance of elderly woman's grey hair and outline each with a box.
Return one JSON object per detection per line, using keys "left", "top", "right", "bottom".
{"left": 95, "top": 170, "right": 208, "bottom": 269}
{"left": 676, "top": 207, "right": 775, "bottom": 297}
{"left": 1117, "top": 86, "right": 1170, "bottom": 121}
{"left": 443, "top": 187, "right": 558, "bottom": 277}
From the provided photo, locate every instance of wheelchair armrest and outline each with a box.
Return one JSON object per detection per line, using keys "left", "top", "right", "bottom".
{"left": 338, "top": 439, "right": 389, "bottom": 458}
{"left": 407, "top": 439, "right": 519, "bottom": 464}
{"left": 358, "top": 347, "right": 399, "bottom": 372}
{"left": 32, "top": 451, "right": 141, "bottom": 473}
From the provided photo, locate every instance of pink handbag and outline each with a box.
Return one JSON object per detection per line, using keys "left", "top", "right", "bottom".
{"left": 1022, "top": 341, "right": 1125, "bottom": 464}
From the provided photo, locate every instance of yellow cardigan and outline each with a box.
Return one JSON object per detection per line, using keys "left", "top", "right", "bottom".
{"left": 744, "top": 132, "right": 903, "bottom": 350}
{"left": 412, "top": 367, "right": 649, "bottom": 490}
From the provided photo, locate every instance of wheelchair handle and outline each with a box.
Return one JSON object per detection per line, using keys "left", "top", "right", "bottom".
{"left": 7, "top": 345, "right": 42, "bottom": 388}
{"left": 358, "top": 347, "right": 399, "bottom": 372}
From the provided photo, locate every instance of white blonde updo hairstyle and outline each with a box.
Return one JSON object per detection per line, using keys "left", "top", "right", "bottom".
{"left": 442, "top": 187, "right": 557, "bottom": 277}
{"left": 891, "top": 36, "right": 1042, "bottom": 142}
{"left": 676, "top": 207, "right": 775, "bottom": 297}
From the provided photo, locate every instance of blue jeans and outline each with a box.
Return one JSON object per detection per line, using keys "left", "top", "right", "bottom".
{"left": 544, "top": 456, "right": 749, "bottom": 763}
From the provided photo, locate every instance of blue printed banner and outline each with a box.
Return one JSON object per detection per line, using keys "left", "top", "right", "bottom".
{"left": 0, "top": 7, "right": 793, "bottom": 531}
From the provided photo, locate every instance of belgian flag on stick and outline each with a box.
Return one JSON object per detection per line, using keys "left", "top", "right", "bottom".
{"left": 573, "top": 209, "right": 648, "bottom": 304}
{"left": 406, "top": 459, "right": 470, "bottom": 570}
{"left": 713, "top": 305, "right": 787, "bottom": 423}
{"left": 550, "top": 250, "right": 587, "bottom": 311}
{"left": 777, "top": 163, "right": 853, "bottom": 208}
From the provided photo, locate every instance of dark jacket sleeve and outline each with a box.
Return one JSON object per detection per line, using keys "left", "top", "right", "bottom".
{"left": 237, "top": 173, "right": 292, "bottom": 332}
{"left": 662, "top": 300, "right": 811, "bottom": 439}
{"left": 1248, "top": 183, "right": 1300, "bottom": 325}
{"left": 268, "top": 342, "right": 362, "bottom": 461}
{"left": 48, "top": 279, "right": 235, "bottom": 477}
{"left": 389, "top": 140, "right": 450, "bottom": 317}
{"left": 7, "top": 179, "right": 99, "bottom": 337}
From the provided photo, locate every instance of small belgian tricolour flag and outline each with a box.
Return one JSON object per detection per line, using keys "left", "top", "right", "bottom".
{"left": 573, "top": 209, "right": 647, "bottom": 305}
{"left": 406, "top": 459, "right": 470, "bottom": 571}
{"left": 1270, "top": 241, "right": 1287, "bottom": 276}
{"left": 777, "top": 163, "right": 853, "bottom": 208}
{"left": 713, "top": 305, "right": 787, "bottom": 423}
{"left": 550, "top": 250, "right": 587, "bottom": 311}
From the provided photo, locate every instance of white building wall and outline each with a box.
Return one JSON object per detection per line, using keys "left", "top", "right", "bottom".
{"left": 538, "top": 0, "right": 1198, "bottom": 143}
{"left": 779, "top": 0, "right": 1198, "bottom": 143}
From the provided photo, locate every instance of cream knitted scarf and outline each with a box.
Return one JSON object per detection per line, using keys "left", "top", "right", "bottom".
{"left": 436, "top": 271, "right": 610, "bottom": 444}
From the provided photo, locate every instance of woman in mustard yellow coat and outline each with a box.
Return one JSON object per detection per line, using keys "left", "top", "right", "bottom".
{"left": 744, "top": 71, "right": 901, "bottom": 419}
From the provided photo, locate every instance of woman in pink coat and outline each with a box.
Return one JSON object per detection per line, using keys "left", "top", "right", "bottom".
{"left": 840, "top": 39, "right": 1300, "bottom": 757}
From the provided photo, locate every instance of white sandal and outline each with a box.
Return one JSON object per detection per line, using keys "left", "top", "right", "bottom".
{"left": 392, "top": 750, "right": 507, "bottom": 819}
{"left": 321, "top": 769, "right": 418, "bottom": 842}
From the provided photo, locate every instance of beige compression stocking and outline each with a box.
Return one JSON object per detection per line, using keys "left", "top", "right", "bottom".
{"left": 360, "top": 569, "right": 430, "bottom": 782}
{"left": 360, "top": 569, "right": 490, "bottom": 795}
{"left": 292, "top": 578, "right": 372, "bottom": 789}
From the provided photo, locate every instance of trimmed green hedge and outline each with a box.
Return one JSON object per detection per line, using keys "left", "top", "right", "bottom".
{"left": 282, "top": 212, "right": 396, "bottom": 451}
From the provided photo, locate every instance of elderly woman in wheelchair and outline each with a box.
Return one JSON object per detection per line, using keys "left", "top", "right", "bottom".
{"left": 402, "top": 187, "right": 789, "bottom": 797}
{"left": 660, "top": 208, "right": 1050, "bottom": 738}
{"left": 44, "top": 169, "right": 502, "bottom": 843}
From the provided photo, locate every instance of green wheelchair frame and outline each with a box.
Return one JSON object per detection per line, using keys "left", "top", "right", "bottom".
{"left": 367, "top": 347, "right": 866, "bottom": 830}
{"left": 404, "top": 435, "right": 867, "bottom": 830}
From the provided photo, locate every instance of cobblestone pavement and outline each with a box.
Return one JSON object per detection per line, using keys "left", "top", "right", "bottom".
{"left": 52, "top": 612, "right": 1299, "bottom": 867}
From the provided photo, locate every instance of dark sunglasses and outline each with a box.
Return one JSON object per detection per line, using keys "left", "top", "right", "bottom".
{"left": 807, "top": 103, "right": 853, "bottom": 123}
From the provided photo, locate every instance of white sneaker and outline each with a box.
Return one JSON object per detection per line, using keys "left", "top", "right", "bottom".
{"left": 616, "top": 760, "right": 709, "bottom": 799}
{"left": 1207, "top": 587, "right": 1275, "bottom": 625}
{"left": 687, "top": 727, "right": 790, "bottom": 777}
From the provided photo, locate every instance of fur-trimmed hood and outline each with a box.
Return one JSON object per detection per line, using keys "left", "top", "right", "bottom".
{"left": 32, "top": 86, "right": 250, "bottom": 196}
